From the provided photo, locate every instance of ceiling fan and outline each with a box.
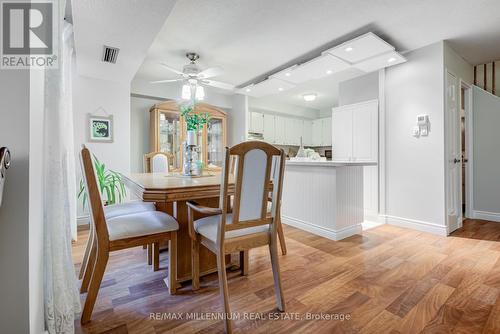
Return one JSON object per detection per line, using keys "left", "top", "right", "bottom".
{"left": 151, "top": 52, "right": 235, "bottom": 94}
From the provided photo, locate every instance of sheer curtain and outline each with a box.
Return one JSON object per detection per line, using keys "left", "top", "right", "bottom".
{"left": 43, "top": 10, "right": 81, "bottom": 334}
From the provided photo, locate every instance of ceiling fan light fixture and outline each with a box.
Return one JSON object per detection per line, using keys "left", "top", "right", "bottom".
{"left": 181, "top": 84, "right": 191, "bottom": 100}
{"left": 196, "top": 85, "right": 205, "bottom": 100}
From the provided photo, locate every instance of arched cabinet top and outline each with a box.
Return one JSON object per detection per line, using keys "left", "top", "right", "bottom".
{"left": 150, "top": 100, "right": 226, "bottom": 118}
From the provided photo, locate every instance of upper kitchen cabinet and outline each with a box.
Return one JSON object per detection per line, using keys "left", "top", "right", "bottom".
{"left": 263, "top": 113, "right": 275, "bottom": 143}
{"left": 302, "top": 120, "right": 313, "bottom": 146}
{"left": 311, "top": 117, "right": 332, "bottom": 147}
{"left": 249, "top": 111, "right": 264, "bottom": 133}
{"left": 332, "top": 99, "right": 378, "bottom": 163}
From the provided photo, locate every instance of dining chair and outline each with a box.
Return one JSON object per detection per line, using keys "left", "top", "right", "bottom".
{"left": 144, "top": 151, "right": 174, "bottom": 173}
{"left": 79, "top": 146, "right": 179, "bottom": 324}
{"left": 229, "top": 154, "right": 287, "bottom": 255}
{"left": 187, "top": 141, "right": 286, "bottom": 333}
{"left": 78, "top": 201, "right": 157, "bottom": 280}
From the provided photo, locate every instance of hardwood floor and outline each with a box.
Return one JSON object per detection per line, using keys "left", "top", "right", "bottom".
{"left": 74, "top": 220, "right": 500, "bottom": 334}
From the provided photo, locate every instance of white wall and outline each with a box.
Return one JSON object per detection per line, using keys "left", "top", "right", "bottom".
{"left": 130, "top": 95, "right": 163, "bottom": 172}
{"left": 472, "top": 87, "right": 500, "bottom": 221}
{"left": 0, "top": 65, "right": 31, "bottom": 333}
{"left": 229, "top": 94, "right": 248, "bottom": 146}
{"left": 73, "top": 73, "right": 131, "bottom": 218}
{"left": 444, "top": 43, "right": 474, "bottom": 85}
{"left": 384, "top": 42, "right": 447, "bottom": 235}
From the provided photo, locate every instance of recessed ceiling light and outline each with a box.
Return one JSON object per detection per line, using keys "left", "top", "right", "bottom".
{"left": 345, "top": 46, "right": 353, "bottom": 52}
{"left": 245, "top": 88, "right": 251, "bottom": 92}
{"left": 285, "top": 72, "right": 291, "bottom": 77}
{"left": 303, "top": 93, "right": 317, "bottom": 102}
{"left": 326, "top": 69, "right": 333, "bottom": 75}
{"left": 387, "top": 57, "right": 397, "bottom": 63}
{"left": 278, "top": 87, "right": 284, "bottom": 91}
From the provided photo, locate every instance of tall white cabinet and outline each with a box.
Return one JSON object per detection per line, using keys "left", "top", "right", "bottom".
{"left": 332, "top": 99, "right": 378, "bottom": 163}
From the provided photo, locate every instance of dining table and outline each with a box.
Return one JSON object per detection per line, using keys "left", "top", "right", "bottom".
{"left": 121, "top": 171, "right": 248, "bottom": 289}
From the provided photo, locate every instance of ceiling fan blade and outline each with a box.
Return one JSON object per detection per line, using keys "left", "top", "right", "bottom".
{"left": 150, "top": 78, "right": 183, "bottom": 84}
{"left": 198, "top": 67, "right": 223, "bottom": 79}
{"left": 160, "top": 62, "right": 185, "bottom": 75}
{"left": 203, "top": 79, "right": 235, "bottom": 91}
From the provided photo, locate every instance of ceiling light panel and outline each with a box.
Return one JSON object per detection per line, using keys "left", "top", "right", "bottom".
{"left": 240, "top": 78, "right": 295, "bottom": 97}
{"left": 325, "top": 32, "right": 394, "bottom": 64}
{"left": 353, "top": 51, "right": 406, "bottom": 73}
{"left": 272, "top": 54, "right": 350, "bottom": 84}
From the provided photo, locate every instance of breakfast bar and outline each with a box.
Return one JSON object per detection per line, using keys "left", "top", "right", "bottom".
{"left": 281, "top": 161, "right": 377, "bottom": 241}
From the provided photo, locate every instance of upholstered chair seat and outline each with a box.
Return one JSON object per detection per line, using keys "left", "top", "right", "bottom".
{"left": 194, "top": 214, "right": 269, "bottom": 242}
{"left": 104, "top": 201, "right": 156, "bottom": 220}
{"left": 107, "top": 211, "right": 179, "bottom": 241}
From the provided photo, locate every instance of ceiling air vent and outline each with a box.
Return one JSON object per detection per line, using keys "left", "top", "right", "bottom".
{"left": 102, "top": 45, "right": 119, "bottom": 64}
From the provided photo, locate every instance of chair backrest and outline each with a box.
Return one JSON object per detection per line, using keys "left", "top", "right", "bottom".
{"left": 80, "top": 146, "right": 109, "bottom": 248}
{"left": 218, "top": 141, "right": 285, "bottom": 242}
{"left": 143, "top": 152, "right": 172, "bottom": 173}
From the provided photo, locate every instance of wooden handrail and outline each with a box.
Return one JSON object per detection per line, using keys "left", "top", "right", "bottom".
{"left": 0, "top": 147, "right": 11, "bottom": 207}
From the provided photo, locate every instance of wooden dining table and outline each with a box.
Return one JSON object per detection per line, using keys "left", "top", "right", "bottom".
{"left": 121, "top": 171, "right": 248, "bottom": 288}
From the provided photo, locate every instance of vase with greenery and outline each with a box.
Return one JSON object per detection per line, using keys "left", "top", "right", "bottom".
{"left": 78, "top": 154, "right": 126, "bottom": 209}
{"left": 181, "top": 104, "right": 210, "bottom": 145}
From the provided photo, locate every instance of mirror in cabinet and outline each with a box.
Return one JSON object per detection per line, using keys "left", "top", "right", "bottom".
{"left": 149, "top": 101, "right": 227, "bottom": 171}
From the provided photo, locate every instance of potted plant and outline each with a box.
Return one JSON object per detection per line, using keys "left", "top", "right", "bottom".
{"left": 180, "top": 104, "right": 210, "bottom": 146}
{"left": 78, "top": 154, "right": 126, "bottom": 209}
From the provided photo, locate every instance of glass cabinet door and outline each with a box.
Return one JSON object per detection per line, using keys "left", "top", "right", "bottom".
{"left": 159, "top": 111, "right": 180, "bottom": 170}
{"left": 206, "top": 117, "right": 224, "bottom": 168}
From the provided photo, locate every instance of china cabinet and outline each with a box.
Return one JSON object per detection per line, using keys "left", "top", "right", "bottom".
{"left": 149, "top": 101, "right": 227, "bottom": 171}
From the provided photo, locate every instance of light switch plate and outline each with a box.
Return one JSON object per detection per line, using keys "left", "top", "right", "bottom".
{"left": 412, "top": 126, "right": 420, "bottom": 137}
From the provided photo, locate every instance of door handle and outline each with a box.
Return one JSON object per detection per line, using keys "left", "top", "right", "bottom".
{"left": 453, "top": 158, "right": 461, "bottom": 164}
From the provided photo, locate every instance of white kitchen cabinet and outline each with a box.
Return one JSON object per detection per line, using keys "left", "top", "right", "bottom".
{"left": 331, "top": 108, "right": 353, "bottom": 162}
{"left": 275, "top": 116, "right": 285, "bottom": 145}
{"left": 312, "top": 119, "right": 322, "bottom": 146}
{"left": 250, "top": 111, "right": 264, "bottom": 133}
{"left": 302, "top": 120, "right": 312, "bottom": 146}
{"left": 321, "top": 117, "right": 332, "bottom": 146}
{"left": 332, "top": 99, "right": 378, "bottom": 163}
{"left": 263, "top": 114, "right": 275, "bottom": 143}
{"left": 284, "top": 118, "right": 296, "bottom": 145}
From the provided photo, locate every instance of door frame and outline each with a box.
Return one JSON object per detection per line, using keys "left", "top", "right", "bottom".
{"left": 461, "top": 81, "right": 474, "bottom": 219}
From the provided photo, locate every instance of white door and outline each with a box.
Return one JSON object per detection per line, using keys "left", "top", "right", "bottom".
{"left": 332, "top": 108, "right": 353, "bottom": 162}
{"left": 275, "top": 116, "right": 285, "bottom": 145}
{"left": 321, "top": 117, "right": 332, "bottom": 146}
{"left": 263, "top": 114, "right": 275, "bottom": 143}
{"left": 303, "top": 120, "right": 312, "bottom": 146}
{"left": 250, "top": 112, "right": 264, "bottom": 133}
{"left": 312, "top": 120, "right": 322, "bottom": 146}
{"left": 352, "top": 101, "right": 378, "bottom": 162}
{"left": 446, "top": 71, "right": 461, "bottom": 232}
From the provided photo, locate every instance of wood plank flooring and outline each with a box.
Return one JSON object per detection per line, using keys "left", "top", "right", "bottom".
{"left": 74, "top": 219, "right": 500, "bottom": 334}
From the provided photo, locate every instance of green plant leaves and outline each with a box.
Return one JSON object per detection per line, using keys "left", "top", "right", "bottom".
{"left": 77, "top": 154, "right": 127, "bottom": 209}
{"left": 181, "top": 104, "right": 211, "bottom": 131}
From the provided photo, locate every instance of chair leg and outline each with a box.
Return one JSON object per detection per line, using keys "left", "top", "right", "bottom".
{"left": 80, "top": 239, "right": 97, "bottom": 294}
{"left": 239, "top": 251, "right": 249, "bottom": 276}
{"left": 153, "top": 242, "right": 160, "bottom": 271}
{"left": 81, "top": 250, "right": 109, "bottom": 324}
{"left": 277, "top": 208, "right": 287, "bottom": 255}
{"left": 79, "top": 226, "right": 94, "bottom": 279}
{"left": 217, "top": 252, "right": 233, "bottom": 334}
{"left": 147, "top": 243, "right": 152, "bottom": 265}
{"left": 168, "top": 232, "right": 177, "bottom": 295}
{"left": 191, "top": 239, "right": 200, "bottom": 290}
{"left": 269, "top": 235, "right": 286, "bottom": 312}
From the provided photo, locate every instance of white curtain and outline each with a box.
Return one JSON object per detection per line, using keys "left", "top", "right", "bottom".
{"left": 43, "top": 8, "right": 81, "bottom": 334}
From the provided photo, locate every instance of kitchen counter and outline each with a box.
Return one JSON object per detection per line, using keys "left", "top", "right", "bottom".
{"left": 281, "top": 162, "right": 369, "bottom": 241}
{"left": 286, "top": 160, "right": 377, "bottom": 167}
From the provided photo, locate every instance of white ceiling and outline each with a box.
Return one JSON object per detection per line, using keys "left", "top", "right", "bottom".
{"left": 72, "top": 0, "right": 177, "bottom": 83}
{"left": 136, "top": 0, "right": 500, "bottom": 89}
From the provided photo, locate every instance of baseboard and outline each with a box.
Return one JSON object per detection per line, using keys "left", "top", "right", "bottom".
{"left": 362, "top": 220, "right": 384, "bottom": 231}
{"left": 382, "top": 215, "right": 448, "bottom": 236}
{"left": 364, "top": 210, "right": 379, "bottom": 224}
{"left": 77, "top": 215, "right": 90, "bottom": 226}
{"left": 471, "top": 210, "right": 500, "bottom": 223}
{"left": 281, "top": 215, "right": 362, "bottom": 241}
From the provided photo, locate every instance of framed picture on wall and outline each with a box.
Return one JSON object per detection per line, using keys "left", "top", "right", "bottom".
{"left": 88, "top": 114, "right": 114, "bottom": 143}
